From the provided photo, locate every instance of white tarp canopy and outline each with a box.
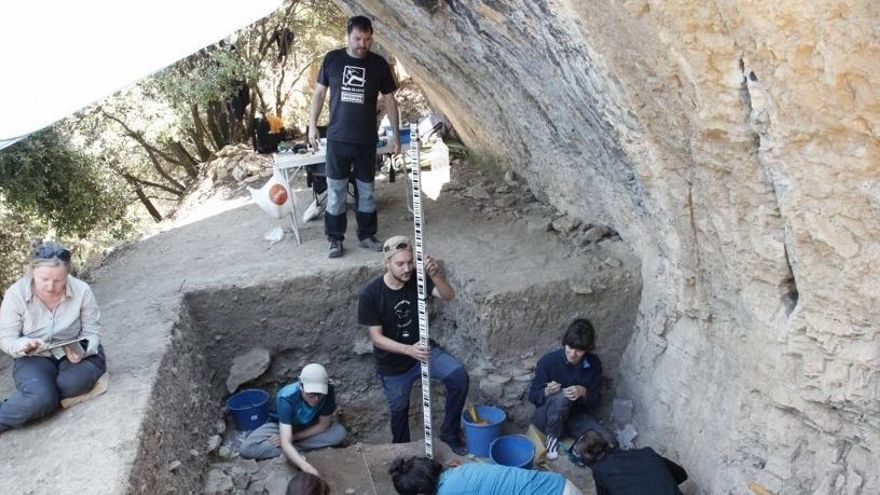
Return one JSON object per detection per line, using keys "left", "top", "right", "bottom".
{"left": 0, "top": 0, "right": 282, "bottom": 151}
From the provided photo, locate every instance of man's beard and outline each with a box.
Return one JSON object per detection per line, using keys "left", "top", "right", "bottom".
{"left": 391, "top": 270, "right": 412, "bottom": 284}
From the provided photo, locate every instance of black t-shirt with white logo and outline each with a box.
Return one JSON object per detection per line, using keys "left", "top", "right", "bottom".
{"left": 317, "top": 49, "right": 397, "bottom": 145}
{"left": 358, "top": 273, "right": 435, "bottom": 376}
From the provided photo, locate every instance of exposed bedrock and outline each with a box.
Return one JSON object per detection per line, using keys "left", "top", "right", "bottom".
{"left": 339, "top": 0, "right": 880, "bottom": 492}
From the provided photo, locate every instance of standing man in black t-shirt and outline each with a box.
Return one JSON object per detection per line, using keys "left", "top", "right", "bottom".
{"left": 358, "top": 235, "right": 469, "bottom": 455}
{"left": 308, "top": 15, "right": 401, "bottom": 258}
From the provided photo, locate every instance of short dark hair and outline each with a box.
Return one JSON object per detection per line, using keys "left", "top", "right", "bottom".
{"left": 286, "top": 472, "right": 329, "bottom": 495}
{"left": 562, "top": 318, "right": 596, "bottom": 351}
{"left": 347, "top": 15, "right": 373, "bottom": 34}
{"left": 388, "top": 456, "right": 443, "bottom": 495}
{"left": 574, "top": 430, "right": 611, "bottom": 465}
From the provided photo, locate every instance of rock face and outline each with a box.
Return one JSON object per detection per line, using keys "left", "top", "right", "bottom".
{"left": 341, "top": 0, "right": 879, "bottom": 493}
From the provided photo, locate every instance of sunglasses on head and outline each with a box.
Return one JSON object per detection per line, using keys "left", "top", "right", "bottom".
{"left": 566, "top": 433, "right": 587, "bottom": 467}
{"left": 34, "top": 245, "right": 71, "bottom": 262}
{"left": 383, "top": 242, "right": 409, "bottom": 252}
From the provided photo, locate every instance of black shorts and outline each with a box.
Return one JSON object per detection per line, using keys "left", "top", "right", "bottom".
{"left": 325, "top": 140, "right": 376, "bottom": 182}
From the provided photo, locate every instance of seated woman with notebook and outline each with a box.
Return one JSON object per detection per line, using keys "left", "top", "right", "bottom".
{"left": 0, "top": 241, "right": 108, "bottom": 433}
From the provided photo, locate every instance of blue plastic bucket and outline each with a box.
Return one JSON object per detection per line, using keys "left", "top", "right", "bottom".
{"left": 226, "top": 389, "right": 270, "bottom": 431}
{"left": 490, "top": 435, "right": 535, "bottom": 469}
{"left": 461, "top": 405, "right": 506, "bottom": 457}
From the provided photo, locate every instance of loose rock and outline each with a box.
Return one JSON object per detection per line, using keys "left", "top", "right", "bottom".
{"left": 603, "top": 257, "right": 622, "bottom": 268}
{"left": 226, "top": 347, "right": 272, "bottom": 393}
{"left": 526, "top": 216, "right": 552, "bottom": 234}
{"left": 479, "top": 379, "right": 504, "bottom": 400}
{"left": 495, "top": 195, "right": 516, "bottom": 208}
{"left": 582, "top": 225, "right": 611, "bottom": 244}
{"left": 464, "top": 184, "right": 491, "bottom": 200}
{"left": 207, "top": 435, "right": 222, "bottom": 453}
{"left": 352, "top": 339, "right": 373, "bottom": 355}
{"left": 551, "top": 215, "right": 581, "bottom": 233}
{"left": 204, "top": 468, "right": 234, "bottom": 494}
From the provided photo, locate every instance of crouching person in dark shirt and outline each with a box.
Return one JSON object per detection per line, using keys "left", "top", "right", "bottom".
{"left": 572, "top": 430, "right": 688, "bottom": 495}
{"left": 529, "top": 318, "right": 616, "bottom": 460}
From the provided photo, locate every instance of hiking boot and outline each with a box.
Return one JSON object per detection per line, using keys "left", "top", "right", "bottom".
{"left": 443, "top": 437, "right": 468, "bottom": 456}
{"left": 358, "top": 236, "right": 383, "bottom": 252}
{"left": 61, "top": 372, "right": 109, "bottom": 409}
{"left": 328, "top": 240, "right": 343, "bottom": 258}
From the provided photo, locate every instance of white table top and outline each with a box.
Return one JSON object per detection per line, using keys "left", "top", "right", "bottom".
{"left": 272, "top": 142, "right": 409, "bottom": 171}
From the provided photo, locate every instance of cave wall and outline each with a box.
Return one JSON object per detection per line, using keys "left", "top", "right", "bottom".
{"left": 333, "top": 0, "right": 878, "bottom": 492}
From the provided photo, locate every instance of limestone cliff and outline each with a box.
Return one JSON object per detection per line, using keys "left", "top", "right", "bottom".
{"left": 339, "top": 0, "right": 879, "bottom": 492}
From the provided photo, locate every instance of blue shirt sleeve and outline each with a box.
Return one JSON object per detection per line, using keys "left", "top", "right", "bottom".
{"left": 276, "top": 389, "right": 297, "bottom": 426}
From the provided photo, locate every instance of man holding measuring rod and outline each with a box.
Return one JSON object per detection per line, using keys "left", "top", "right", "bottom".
{"left": 358, "top": 236, "right": 469, "bottom": 455}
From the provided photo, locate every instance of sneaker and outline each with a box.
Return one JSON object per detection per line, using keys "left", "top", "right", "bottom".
{"left": 545, "top": 435, "right": 559, "bottom": 461}
{"left": 61, "top": 372, "right": 109, "bottom": 409}
{"left": 358, "top": 236, "right": 383, "bottom": 252}
{"left": 328, "top": 240, "right": 343, "bottom": 258}
{"left": 443, "top": 437, "right": 468, "bottom": 456}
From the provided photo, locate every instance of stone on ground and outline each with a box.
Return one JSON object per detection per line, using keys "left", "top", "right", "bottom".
{"left": 227, "top": 347, "right": 272, "bottom": 393}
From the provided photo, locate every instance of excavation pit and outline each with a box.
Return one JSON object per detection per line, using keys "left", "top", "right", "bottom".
{"left": 135, "top": 247, "right": 640, "bottom": 493}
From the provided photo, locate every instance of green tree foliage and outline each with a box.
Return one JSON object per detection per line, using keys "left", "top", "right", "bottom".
{"left": 0, "top": 128, "right": 129, "bottom": 236}
{"left": 0, "top": 207, "right": 39, "bottom": 293}
{"left": 150, "top": 0, "right": 345, "bottom": 141}
{"left": 73, "top": 0, "right": 345, "bottom": 221}
{"left": 0, "top": 128, "right": 133, "bottom": 292}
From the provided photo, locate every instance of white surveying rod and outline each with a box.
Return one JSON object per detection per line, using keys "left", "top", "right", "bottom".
{"left": 409, "top": 122, "right": 433, "bottom": 459}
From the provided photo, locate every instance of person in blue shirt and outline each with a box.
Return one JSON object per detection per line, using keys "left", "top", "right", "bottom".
{"left": 388, "top": 456, "right": 583, "bottom": 495}
{"left": 572, "top": 430, "right": 688, "bottom": 495}
{"left": 529, "top": 318, "right": 616, "bottom": 460}
{"left": 240, "top": 363, "right": 346, "bottom": 475}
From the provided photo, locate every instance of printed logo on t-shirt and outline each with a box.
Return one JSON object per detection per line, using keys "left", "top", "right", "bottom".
{"left": 341, "top": 66, "right": 366, "bottom": 104}
{"left": 394, "top": 299, "right": 413, "bottom": 339}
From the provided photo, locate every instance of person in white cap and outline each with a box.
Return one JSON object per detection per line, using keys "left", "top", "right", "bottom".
{"left": 240, "top": 363, "right": 346, "bottom": 475}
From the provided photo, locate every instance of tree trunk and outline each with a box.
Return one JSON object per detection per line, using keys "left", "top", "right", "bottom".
{"left": 205, "top": 101, "right": 228, "bottom": 148}
{"left": 128, "top": 174, "right": 185, "bottom": 196}
{"left": 123, "top": 174, "right": 163, "bottom": 222}
{"left": 169, "top": 140, "right": 200, "bottom": 178}
{"left": 142, "top": 146, "right": 187, "bottom": 192}
{"left": 189, "top": 104, "right": 215, "bottom": 161}
{"left": 101, "top": 110, "right": 190, "bottom": 190}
